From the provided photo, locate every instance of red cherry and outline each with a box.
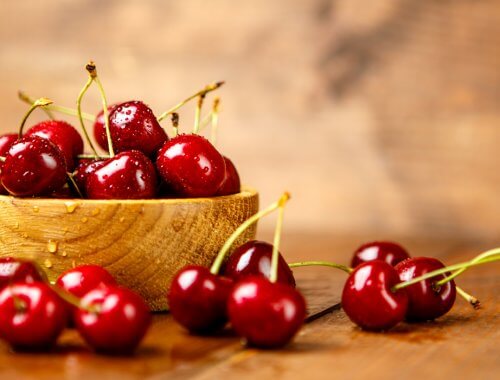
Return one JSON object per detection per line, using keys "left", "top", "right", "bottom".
{"left": 25, "top": 120, "right": 84, "bottom": 171}
{"left": 222, "top": 240, "right": 296, "bottom": 287}
{"left": 72, "top": 158, "right": 105, "bottom": 195}
{"left": 93, "top": 104, "right": 117, "bottom": 151}
{"left": 0, "top": 258, "right": 45, "bottom": 290}
{"left": 341, "top": 261, "right": 408, "bottom": 331}
{"left": 216, "top": 156, "right": 241, "bottom": 196}
{"left": 167, "top": 265, "right": 233, "bottom": 334}
{"left": 0, "top": 133, "right": 18, "bottom": 195}
{"left": 85, "top": 150, "right": 157, "bottom": 199}
{"left": 0, "top": 282, "right": 68, "bottom": 350}
{"left": 56, "top": 265, "right": 116, "bottom": 298}
{"left": 351, "top": 241, "right": 410, "bottom": 268}
{"left": 395, "top": 257, "right": 456, "bottom": 321}
{"left": 74, "top": 285, "right": 151, "bottom": 354}
{"left": 156, "top": 134, "right": 226, "bottom": 197}
{"left": 1, "top": 136, "right": 67, "bottom": 197}
{"left": 228, "top": 276, "right": 306, "bottom": 348}
{"left": 94, "top": 101, "right": 168, "bottom": 157}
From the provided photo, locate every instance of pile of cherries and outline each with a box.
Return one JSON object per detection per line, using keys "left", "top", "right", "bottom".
{"left": 0, "top": 62, "right": 239, "bottom": 199}
{"left": 0, "top": 259, "right": 150, "bottom": 354}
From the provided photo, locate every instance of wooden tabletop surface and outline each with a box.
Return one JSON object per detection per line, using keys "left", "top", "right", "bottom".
{"left": 0, "top": 233, "right": 498, "bottom": 380}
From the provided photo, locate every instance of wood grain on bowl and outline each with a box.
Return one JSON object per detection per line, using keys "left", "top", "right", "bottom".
{"left": 0, "top": 189, "right": 258, "bottom": 311}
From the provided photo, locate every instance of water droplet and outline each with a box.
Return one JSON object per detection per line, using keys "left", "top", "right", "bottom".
{"left": 44, "top": 259, "right": 53, "bottom": 268}
{"left": 119, "top": 216, "right": 125, "bottom": 223}
{"left": 81, "top": 217, "right": 88, "bottom": 223}
{"left": 33, "top": 206, "right": 39, "bottom": 213}
{"left": 13, "top": 222, "right": 19, "bottom": 229}
{"left": 203, "top": 167, "right": 209, "bottom": 173}
{"left": 47, "top": 240, "right": 58, "bottom": 253}
{"left": 155, "top": 258, "right": 161, "bottom": 264}
{"left": 62, "top": 251, "right": 68, "bottom": 257}
{"left": 65, "top": 201, "right": 79, "bottom": 213}
{"left": 91, "top": 208, "right": 100, "bottom": 216}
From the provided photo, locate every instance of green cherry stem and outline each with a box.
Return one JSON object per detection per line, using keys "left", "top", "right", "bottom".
{"left": 76, "top": 67, "right": 99, "bottom": 157}
{"left": 288, "top": 261, "right": 353, "bottom": 274}
{"left": 49, "top": 284, "right": 98, "bottom": 314}
{"left": 88, "top": 62, "right": 114, "bottom": 158}
{"left": 269, "top": 195, "right": 290, "bottom": 283}
{"left": 436, "top": 248, "right": 500, "bottom": 286}
{"left": 77, "top": 154, "right": 110, "bottom": 160}
{"left": 19, "top": 91, "right": 95, "bottom": 121}
{"left": 392, "top": 249, "right": 500, "bottom": 292}
{"left": 171, "top": 112, "right": 180, "bottom": 137}
{"left": 66, "top": 172, "right": 84, "bottom": 199}
{"left": 157, "top": 81, "right": 224, "bottom": 122}
{"left": 210, "top": 97, "right": 220, "bottom": 146}
{"left": 456, "top": 286, "right": 480, "bottom": 309}
{"left": 18, "top": 98, "right": 53, "bottom": 137}
{"left": 192, "top": 94, "right": 206, "bottom": 134}
{"left": 210, "top": 192, "right": 290, "bottom": 275}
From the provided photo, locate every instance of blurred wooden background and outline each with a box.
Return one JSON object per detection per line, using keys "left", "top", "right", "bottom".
{"left": 0, "top": 0, "right": 499, "bottom": 243}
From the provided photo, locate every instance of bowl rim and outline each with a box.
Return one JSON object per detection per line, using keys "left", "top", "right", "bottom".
{"left": 0, "top": 187, "right": 257, "bottom": 205}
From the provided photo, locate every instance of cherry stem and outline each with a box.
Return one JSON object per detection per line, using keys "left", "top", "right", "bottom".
{"left": 0, "top": 156, "right": 5, "bottom": 163}
{"left": 171, "top": 112, "right": 179, "bottom": 137}
{"left": 210, "top": 192, "right": 291, "bottom": 275}
{"left": 436, "top": 248, "right": 499, "bottom": 286}
{"left": 19, "top": 91, "right": 94, "bottom": 121}
{"left": 66, "top": 172, "right": 84, "bottom": 199}
{"left": 87, "top": 62, "right": 114, "bottom": 158}
{"left": 269, "top": 195, "right": 290, "bottom": 283}
{"left": 77, "top": 154, "right": 110, "bottom": 160}
{"left": 288, "top": 261, "right": 353, "bottom": 274}
{"left": 18, "top": 98, "right": 53, "bottom": 138}
{"left": 392, "top": 248, "right": 500, "bottom": 292}
{"left": 77, "top": 73, "right": 99, "bottom": 157}
{"left": 18, "top": 91, "right": 55, "bottom": 119}
{"left": 456, "top": 286, "right": 480, "bottom": 309}
{"left": 192, "top": 94, "right": 206, "bottom": 134}
{"left": 210, "top": 97, "right": 220, "bottom": 146}
{"left": 50, "top": 284, "right": 99, "bottom": 314}
{"left": 156, "top": 81, "right": 225, "bottom": 122}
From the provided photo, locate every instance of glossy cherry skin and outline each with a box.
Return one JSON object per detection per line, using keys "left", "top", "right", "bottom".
{"left": 222, "top": 240, "right": 296, "bottom": 287}
{"left": 25, "top": 120, "right": 84, "bottom": 171}
{"left": 395, "top": 257, "right": 456, "bottom": 321}
{"left": 0, "top": 282, "right": 68, "bottom": 350}
{"left": 94, "top": 101, "right": 168, "bottom": 157}
{"left": 74, "top": 285, "right": 151, "bottom": 354}
{"left": 168, "top": 265, "right": 233, "bottom": 334}
{"left": 0, "top": 133, "right": 18, "bottom": 194}
{"left": 228, "top": 276, "right": 306, "bottom": 348}
{"left": 341, "top": 261, "right": 408, "bottom": 331}
{"left": 1, "top": 136, "right": 67, "bottom": 197}
{"left": 0, "top": 258, "right": 45, "bottom": 290}
{"left": 93, "top": 104, "right": 117, "bottom": 151}
{"left": 56, "top": 265, "right": 116, "bottom": 298}
{"left": 86, "top": 150, "right": 157, "bottom": 199}
{"left": 216, "top": 156, "right": 241, "bottom": 196}
{"left": 72, "top": 158, "right": 105, "bottom": 196}
{"left": 156, "top": 134, "right": 226, "bottom": 197}
{"left": 351, "top": 241, "right": 410, "bottom": 268}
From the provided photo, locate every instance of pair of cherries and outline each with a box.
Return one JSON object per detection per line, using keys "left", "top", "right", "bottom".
{"left": 0, "top": 258, "right": 150, "bottom": 354}
{"left": 168, "top": 240, "right": 304, "bottom": 348}
{"left": 343, "top": 241, "right": 457, "bottom": 330}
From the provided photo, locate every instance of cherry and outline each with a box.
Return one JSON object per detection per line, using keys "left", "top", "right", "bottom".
{"left": 217, "top": 156, "right": 241, "bottom": 196}
{"left": 25, "top": 120, "right": 84, "bottom": 171}
{"left": 0, "top": 258, "right": 45, "bottom": 290}
{"left": 156, "top": 134, "right": 226, "bottom": 197}
{"left": 351, "top": 241, "right": 410, "bottom": 268}
{"left": 56, "top": 265, "right": 116, "bottom": 298}
{"left": 1, "top": 136, "right": 67, "bottom": 197}
{"left": 167, "top": 265, "right": 233, "bottom": 334}
{"left": 93, "top": 104, "right": 117, "bottom": 151}
{"left": 72, "top": 158, "right": 105, "bottom": 196}
{"left": 0, "top": 282, "right": 68, "bottom": 350}
{"left": 85, "top": 150, "right": 158, "bottom": 199}
{"left": 341, "top": 261, "right": 408, "bottom": 331}
{"left": 94, "top": 101, "right": 168, "bottom": 158}
{"left": 0, "top": 133, "right": 18, "bottom": 195}
{"left": 222, "top": 240, "right": 296, "bottom": 287}
{"left": 395, "top": 257, "right": 456, "bottom": 321}
{"left": 228, "top": 276, "right": 306, "bottom": 348}
{"left": 74, "top": 285, "right": 151, "bottom": 354}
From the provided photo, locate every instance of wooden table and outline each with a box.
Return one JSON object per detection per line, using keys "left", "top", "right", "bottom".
{"left": 0, "top": 234, "right": 498, "bottom": 380}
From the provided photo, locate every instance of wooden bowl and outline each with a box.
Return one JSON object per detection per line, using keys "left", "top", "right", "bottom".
{"left": 0, "top": 189, "right": 259, "bottom": 311}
